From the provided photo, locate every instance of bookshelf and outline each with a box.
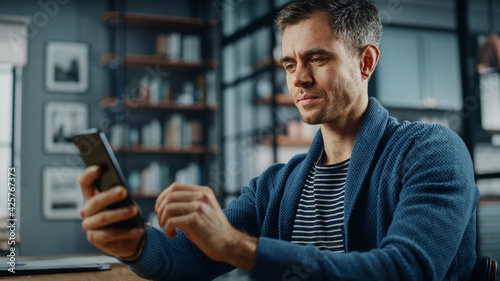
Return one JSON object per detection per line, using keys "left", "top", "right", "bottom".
{"left": 99, "top": 5, "right": 220, "bottom": 207}
{"left": 99, "top": 53, "right": 217, "bottom": 72}
{"left": 100, "top": 11, "right": 217, "bottom": 31}
{"left": 99, "top": 97, "right": 218, "bottom": 111}
{"left": 113, "top": 144, "right": 219, "bottom": 155}
{"left": 219, "top": 0, "right": 318, "bottom": 200}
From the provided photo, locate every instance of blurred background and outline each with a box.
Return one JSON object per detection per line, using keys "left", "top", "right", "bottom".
{"left": 0, "top": 0, "right": 499, "bottom": 279}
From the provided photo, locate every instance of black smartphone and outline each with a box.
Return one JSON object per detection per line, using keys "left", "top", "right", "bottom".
{"left": 73, "top": 128, "right": 144, "bottom": 229}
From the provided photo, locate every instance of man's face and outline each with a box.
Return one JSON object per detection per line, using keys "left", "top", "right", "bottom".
{"left": 281, "top": 13, "right": 365, "bottom": 125}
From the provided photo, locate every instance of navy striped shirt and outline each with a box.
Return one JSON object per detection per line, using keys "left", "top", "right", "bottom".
{"left": 291, "top": 157, "right": 349, "bottom": 253}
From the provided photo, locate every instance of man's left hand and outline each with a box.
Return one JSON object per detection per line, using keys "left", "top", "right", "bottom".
{"left": 155, "top": 182, "right": 257, "bottom": 272}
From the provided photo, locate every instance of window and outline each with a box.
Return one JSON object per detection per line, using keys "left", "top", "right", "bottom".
{"left": 0, "top": 63, "right": 13, "bottom": 219}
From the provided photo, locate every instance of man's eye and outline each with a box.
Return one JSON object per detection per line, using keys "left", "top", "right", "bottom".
{"left": 285, "top": 64, "right": 296, "bottom": 71}
{"left": 311, "top": 58, "right": 325, "bottom": 63}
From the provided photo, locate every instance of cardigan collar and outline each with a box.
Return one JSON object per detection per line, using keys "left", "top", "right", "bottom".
{"left": 343, "top": 98, "right": 389, "bottom": 237}
{"left": 278, "top": 97, "right": 389, "bottom": 241}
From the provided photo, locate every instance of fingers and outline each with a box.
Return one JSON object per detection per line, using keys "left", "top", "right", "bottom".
{"left": 154, "top": 183, "right": 219, "bottom": 239}
{"left": 79, "top": 165, "right": 100, "bottom": 200}
{"left": 78, "top": 166, "right": 146, "bottom": 258}
{"left": 156, "top": 201, "right": 202, "bottom": 226}
{"left": 154, "top": 191, "right": 199, "bottom": 212}
{"left": 86, "top": 227, "right": 144, "bottom": 247}
{"left": 162, "top": 212, "right": 199, "bottom": 239}
{"left": 80, "top": 186, "right": 127, "bottom": 219}
{"left": 155, "top": 182, "right": 213, "bottom": 213}
{"left": 85, "top": 226, "right": 144, "bottom": 258}
{"left": 82, "top": 205, "right": 139, "bottom": 231}
{"left": 151, "top": 182, "right": 242, "bottom": 264}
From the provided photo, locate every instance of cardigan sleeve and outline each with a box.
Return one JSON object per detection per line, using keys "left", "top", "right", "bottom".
{"left": 124, "top": 182, "right": 260, "bottom": 280}
{"left": 124, "top": 226, "right": 235, "bottom": 280}
{"left": 250, "top": 125, "right": 479, "bottom": 281}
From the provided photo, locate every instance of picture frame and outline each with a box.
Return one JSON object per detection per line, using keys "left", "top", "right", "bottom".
{"left": 45, "top": 41, "right": 89, "bottom": 93}
{"left": 42, "top": 166, "right": 85, "bottom": 220}
{"left": 44, "top": 101, "right": 88, "bottom": 154}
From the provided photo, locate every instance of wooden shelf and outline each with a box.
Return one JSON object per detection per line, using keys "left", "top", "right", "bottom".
{"left": 260, "top": 135, "right": 313, "bottom": 147}
{"left": 257, "top": 93, "right": 295, "bottom": 106}
{"left": 100, "top": 97, "right": 218, "bottom": 111}
{"left": 99, "top": 53, "right": 217, "bottom": 72}
{"left": 479, "top": 196, "right": 500, "bottom": 203}
{"left": 114, "top": 144, "right": 219, "bottom": 154}
{"left": 100, "top": 11, "right": 217, "bottom": 31}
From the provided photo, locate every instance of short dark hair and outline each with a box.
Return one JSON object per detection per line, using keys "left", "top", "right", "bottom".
{"left": 276, "top": 0, "right": 382, "bottom": 54}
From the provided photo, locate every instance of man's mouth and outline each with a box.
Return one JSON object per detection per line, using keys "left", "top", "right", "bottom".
{"left": 297, "top": 94, "right": 319, "bottom": 106}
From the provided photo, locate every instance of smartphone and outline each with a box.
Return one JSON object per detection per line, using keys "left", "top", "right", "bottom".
{"left": 73, "top": 128, "right": 144, "bottom": 229}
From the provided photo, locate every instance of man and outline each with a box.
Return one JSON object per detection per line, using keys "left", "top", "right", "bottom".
{"left": 79, "top": 0, "right": 479, "bottom": 280}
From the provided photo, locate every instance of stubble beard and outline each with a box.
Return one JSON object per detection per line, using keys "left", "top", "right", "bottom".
{"left": 300, "top": 108, "right": 329, "bottom": 125}
{"left": 299, "top": 90, "right": 350, "bottom": 126}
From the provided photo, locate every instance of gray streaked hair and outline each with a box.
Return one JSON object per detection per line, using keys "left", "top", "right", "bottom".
{"left": 276, "top": 0, "right": 382, "bottom": 54}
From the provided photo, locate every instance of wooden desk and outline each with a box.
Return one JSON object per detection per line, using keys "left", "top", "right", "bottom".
{"left": 0, "top": 255, "right": 147, "bottom": 281}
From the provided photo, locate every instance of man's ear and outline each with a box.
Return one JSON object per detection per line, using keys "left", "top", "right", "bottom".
{"left": 359, "top": 44, "right": 380, "bottom": 81}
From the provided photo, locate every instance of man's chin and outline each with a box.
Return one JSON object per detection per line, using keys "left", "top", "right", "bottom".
{"left": 300, "top": 115, "right": 322, "bottom": 125}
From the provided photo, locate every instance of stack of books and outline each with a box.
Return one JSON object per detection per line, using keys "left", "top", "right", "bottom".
{"left": 109, "top": 116, "right": 203, "bottom": 149}
{"left": 156, "top": 33, "right": 201, "bottom": 62}
{"left": 127, "top": 161, "right": 202, "bottom": 196}
{"left": 124, "top": 73, "right": 215, "bottom": 106}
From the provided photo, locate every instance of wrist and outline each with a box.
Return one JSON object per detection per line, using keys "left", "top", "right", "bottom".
{"left": 224, "top": 229, "right": 258, "bottom": 273}
{"left": 117, "top": 230, "right": 146, "bottom": 263}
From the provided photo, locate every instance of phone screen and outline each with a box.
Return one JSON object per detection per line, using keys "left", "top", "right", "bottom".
{"left": 73, "top": 128, "right": 143, "bottom": 229}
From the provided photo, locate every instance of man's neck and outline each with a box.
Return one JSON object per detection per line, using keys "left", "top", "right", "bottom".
{"left": 319, "top": 99, "right": 368, "bottom": 165}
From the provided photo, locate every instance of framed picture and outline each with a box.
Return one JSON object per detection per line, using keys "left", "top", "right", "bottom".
{"left": 45, "top": 41, "right": 89, "bottom": 93}
{"left": 44, "top": 101, "right": 88, "bottom": 154}
{"left": 42, "top": 166, "right": 85, "bottom": 220}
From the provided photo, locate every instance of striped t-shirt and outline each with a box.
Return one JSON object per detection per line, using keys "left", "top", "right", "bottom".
{"left": 291, "top": 157, "right": 349, "bottom": 253}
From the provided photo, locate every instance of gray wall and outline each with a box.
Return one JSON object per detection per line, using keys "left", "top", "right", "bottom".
{"left": 0, "top": 0, "right": 191, "bottom": 256}
{"left": 1, "top": 0, "right": 109, "bottom": 256}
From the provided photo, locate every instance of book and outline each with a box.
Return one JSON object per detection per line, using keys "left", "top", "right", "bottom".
{"left": 181, "top": 35, "right": 201, "bottom": 62}
{"left": 128, "top": 125, "right": 140, "bottom": 146}
{"left": 181, "top": 121, "right": 192, "bottom": 147}
{"left": 150, "top": 119, "right": 162, "bottom": 146}
{"left": 138, "top": 162, "right": 171, "bottom": 195}
{"left": 165, "top": 114, "right": 182, "bottom": 147}
{"left": 167, "top": 32, "right": 181, "bottom": 60}
{"left": 156, "top": 34, "right": 167, "bottom": 56}
{"left": 191, "top": 120, "right": 203, "bottom": 145}
{"left": 149, "top": 78, "right": 161, "bottom": 103}
{"left": 175, "top": 162, "right": 201, "bottom": 185}
{"left": 205, "top": 70, "right": 217, "bottom": 106}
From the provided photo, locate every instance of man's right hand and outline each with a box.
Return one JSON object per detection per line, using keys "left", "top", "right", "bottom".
{"left": 78, "top": 165, "right": 144, "bottom": 258}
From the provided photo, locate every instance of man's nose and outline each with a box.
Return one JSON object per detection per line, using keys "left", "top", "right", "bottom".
{"left": 292, "top": 64, "right": 313, "bottom": 87}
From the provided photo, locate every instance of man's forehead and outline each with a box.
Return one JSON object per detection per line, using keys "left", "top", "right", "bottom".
{"left": 281, "top": 28, "right": 339, "bottom": 58}
{"left": 282, "top": 13, "right": 332, "bottom": 37}
{"left": 281, "top": 15, "right": 336, "bottom": 50}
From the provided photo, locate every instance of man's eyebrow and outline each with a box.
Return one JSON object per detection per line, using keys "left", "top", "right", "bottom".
{"left": 304, "top": 48, "right": 332, "bottom": 57}
{"left": 280, "top": 49, "right": 332, "bottom": 65}
{"left": 280, "top": 56, "right": 294, "bottom": 65}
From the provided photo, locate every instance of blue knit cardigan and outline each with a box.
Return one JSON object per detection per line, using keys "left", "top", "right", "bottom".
{"left": 128, "top": 98, "right": 479, "bottom": 281}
